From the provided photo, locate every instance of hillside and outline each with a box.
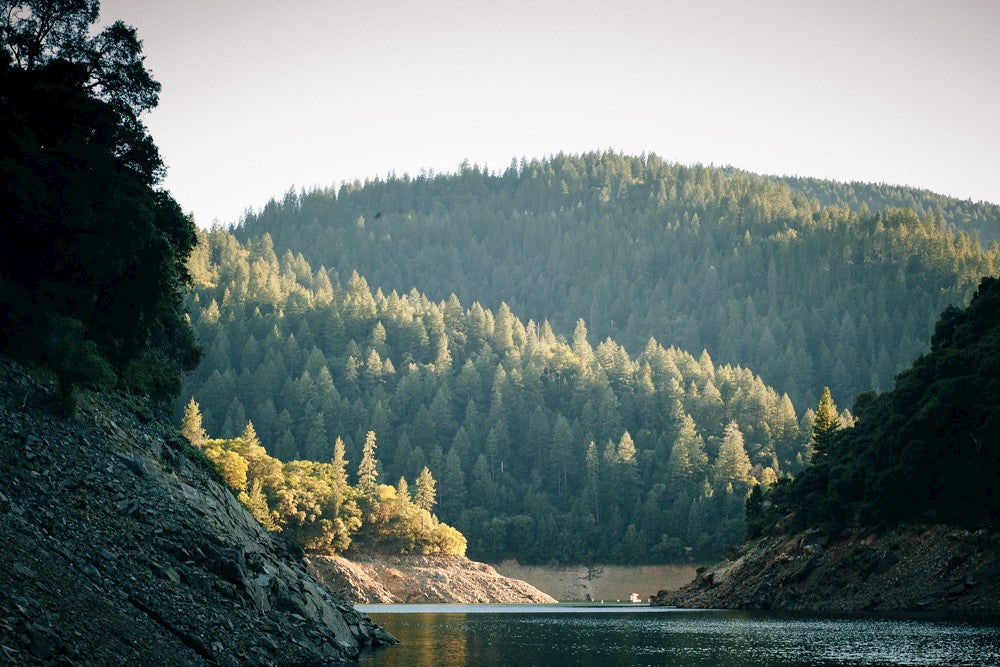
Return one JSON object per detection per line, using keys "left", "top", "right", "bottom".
{"left": 0, "top": 358, "right": 395, "bottom": 665}
{"left": 181, "top": 228, "right": 815, "bottom": 564}
{"left": 183, "top": 153, "right": 1000, "bottom": 565}
{"left": 656, "top": 524, "right": 1000, "bottom": 612}
{"left": 775, "top": 175, "right": 1000, "bottom": 244}
{"left": 235, "top": 152, "right": 999, "bottom": 407}
{"left": 661, "top": 277, "right": 1000, "bottom": 612}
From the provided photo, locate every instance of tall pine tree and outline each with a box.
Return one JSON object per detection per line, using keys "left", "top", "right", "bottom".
{"left": 811, "top": 387, "right": 840, "bottom": 460}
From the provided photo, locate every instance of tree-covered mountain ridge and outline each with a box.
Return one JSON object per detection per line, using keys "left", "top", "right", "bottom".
{"left": 234, "top": 152, "right": 1000, "bottom": 408}
{"left": 183, "top": 227, "right": 820, "bottom": 564}
{"left": 774, "top": 175, "right": 1000, "bottom": 244}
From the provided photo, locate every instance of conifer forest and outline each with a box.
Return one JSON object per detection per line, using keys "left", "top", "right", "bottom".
{"left": 177, "top": 153, "right": 1000, "bottom": 563}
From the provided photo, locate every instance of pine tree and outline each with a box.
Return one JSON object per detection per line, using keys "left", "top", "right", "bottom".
{"left": 357, "top": 430, "right": 379, "bottom": 496}
{"left": 811, "top": 386, "right": 840, "bottom": 460}
{"left": 585, "top": 441, "right": 600, "bottom": 522}
{"left": 303, "top": 412, "right": 328, "bottom": 461}
{"left": 616, "top": 431, "right": 636, "bottom": 463}
{"left": 666, "top": 413, "right": 708, "bottom": 486}
{"left": 181, "top": 398, "right": 206, "bottom": 448}
{"left": 549, "top": 414, "right": 573, "bottom": 495}
{"left": 712, "top": 421, "right": 752, "bottom": 490}
{"left": 330, "top": 436, "right": 350, "bottom": 496}
{"left": 414, "top": 467, "right": 437, "bottom": 512}
{"left": 241, "top": 420, "right": 261, "bottom": 449}
{"left": 395, "top": 476, "right": 411, "bottom": 508}
{"left": 438, "top": 447, "right": 466, "bottom": 516}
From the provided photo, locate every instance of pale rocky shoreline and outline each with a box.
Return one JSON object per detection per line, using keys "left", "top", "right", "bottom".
{"left": 308, "top": 553, "right": 557, "bottom": 604}
{"left": 494, "top": 560, "right": 696, "bottom": 603}
{"left": 308, "top": 553, "right": 698, "bottom": 605}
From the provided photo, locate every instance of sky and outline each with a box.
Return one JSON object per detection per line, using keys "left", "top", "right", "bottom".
{"left": 99, "top": 0, "right": 1000, "bottom": 227}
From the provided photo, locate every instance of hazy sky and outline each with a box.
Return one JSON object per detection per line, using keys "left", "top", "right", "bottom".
{"left": 99, "top": 0, "right": 1000, "bottom": 226}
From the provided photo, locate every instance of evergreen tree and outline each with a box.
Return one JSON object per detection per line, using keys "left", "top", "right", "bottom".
{"left": 396, "top": 476, "right": 411, "bottom": 506}
{"left": 414, "top": 466, "right": 437, "bottom": 512}
{"left": 811, "top": 387, "right": 840, "bottom": 460}
{"left": 712, "top": 421, "right": 752, "bottom": 490}
{"left": 616, "top": 431, "right": 636, "bottom": 463}
{"left": 181, "top": 398, "right": 206, "bottom": 448}
{"left": 357, "top": 430, "right": 379, "bottom": 496}
{"left": 438, "top": 447, "right": 466, "bottom": 516}
{"left": 241, "top": 420, "right": 261, "bottom": 449}
{"left": 585, "top": 441, "right": 600, "bottom": 522}
{"left": 666, "top": 414, "right": 708, "bottom": 486}
{"left": 330, "top": 436, "right": 350, "bottom": 496}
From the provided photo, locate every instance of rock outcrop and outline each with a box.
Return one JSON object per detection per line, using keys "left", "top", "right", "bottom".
{"left": 655, "top": 523, "right": 1000, "bottom": 613}
{"left": 0, "top": 359, "right": 395, "bottom": 665}
{"left": 308, "top": 553, "right": 557, "bottom": 604}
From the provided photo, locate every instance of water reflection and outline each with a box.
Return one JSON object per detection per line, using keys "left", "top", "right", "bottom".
{"left": 375, "top": 611, "right": 467, "bottom": 667}
{"left": 358, "top": 605, "right": 1000, "bottom": 666}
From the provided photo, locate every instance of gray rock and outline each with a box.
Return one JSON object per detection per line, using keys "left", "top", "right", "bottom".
{"left": 0, "top": 357, "right": 396, "bottom": 666}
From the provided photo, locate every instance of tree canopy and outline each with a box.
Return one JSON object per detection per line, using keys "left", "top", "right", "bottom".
{"left": 235, "top": 153, "right": 998, "bottom": 408}
{"left": 766, "top": 277, "right": 1000, "bottom": 529}
{"left": 179, "top": 227, "right": 814, "bottom": 563}
{"left": 0, "top": 0, "right": 199, "bottom": 405}
{"left": 182, "top": 401, "right": 467, "bottom": 557}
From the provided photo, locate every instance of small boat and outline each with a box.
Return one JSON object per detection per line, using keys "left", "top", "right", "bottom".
{"left": 629, "top": 593, "right": 641, "bottom": 603}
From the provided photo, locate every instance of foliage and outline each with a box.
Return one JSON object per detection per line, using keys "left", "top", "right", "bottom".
{"left": 179, "top": 228, "right": 813, "bottom": 563}
{"left": 766, "top": 277, "right": 1000, "bottom": 529}
{"left": 776, "top": 175, "right": 1000, "bottom": 246}
{"left": 810, "top": 387, "right": 840, "bottom": 461}
{"left": 235, "top": 153, "right": 998, "bottom": 408}
{"left": 183, "top": 402, "right": 465, "bottom": 556}
{"left": 180, "top": 397, "right": 206, "bottom": 448}
{"left": 414, "top": 466, "right": 437, "bottom": 512}
{"left": 211, "top": 153, "right": 1000, "bottom": 561}
{"left": 0, "top": 0, "right": 200, "bottom": 406}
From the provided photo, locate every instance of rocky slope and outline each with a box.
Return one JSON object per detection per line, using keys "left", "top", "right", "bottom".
{"left": 0, "top": 358, "right": 395, "bottom": 666}
{"left": 307, "top": 554, "right": 556, "bottom": 604}
{"left": 655, "top": 523, "right": 1000, "bottom": 613}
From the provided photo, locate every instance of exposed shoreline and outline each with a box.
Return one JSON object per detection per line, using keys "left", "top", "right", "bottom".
{"left": 492, "top": 560, "right": 696, "bottom": 603}
{"left": 307, "top": 553, "right": 557, "bottom": 604}
{"left": 656, "top": 523, "right": 1000, "bottom": 613}
{"left": 307, "top": 553, "right": 698, "bottom": 605}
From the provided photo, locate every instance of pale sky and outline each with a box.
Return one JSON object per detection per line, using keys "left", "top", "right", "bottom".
{"left": 99, "top": 0, "right": 1000, "bottom": 227}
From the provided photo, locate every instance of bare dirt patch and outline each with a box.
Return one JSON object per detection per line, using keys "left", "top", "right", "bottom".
{"left": 492, "top": 561, "right": 697, "bottom": 602}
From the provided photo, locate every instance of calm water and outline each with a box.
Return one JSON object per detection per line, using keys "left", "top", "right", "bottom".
{"left": 357, "top": 604, "right": 1000, "bottom": 666}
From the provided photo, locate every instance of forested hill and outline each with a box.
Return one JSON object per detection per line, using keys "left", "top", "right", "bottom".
{"left": 234, "top": 152, "right": 999, "bottom": 407}
{"left": 182, "top": 228, "right": 816, "bottom": 563}
{"left": 774, "top": 176, "right": 1000, "bottom": 245}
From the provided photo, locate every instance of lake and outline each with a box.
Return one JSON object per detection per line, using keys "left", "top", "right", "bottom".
{"left": 356, "top": 604, "right": 1000, "bottom": 666}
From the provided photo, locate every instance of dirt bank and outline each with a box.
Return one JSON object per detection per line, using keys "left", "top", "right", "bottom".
{"left": 308, "top": 553, "right": 557, "bottom": 604}
{"left": 493, "top": 561, "right": 696, "bottom": 602}
{"left": 656, "top": 523, "right": 1000, "bottom": 612}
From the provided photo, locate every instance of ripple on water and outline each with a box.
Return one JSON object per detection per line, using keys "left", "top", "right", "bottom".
{"left": 358, "top": 606, "right": 1000, "bottom": 666}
